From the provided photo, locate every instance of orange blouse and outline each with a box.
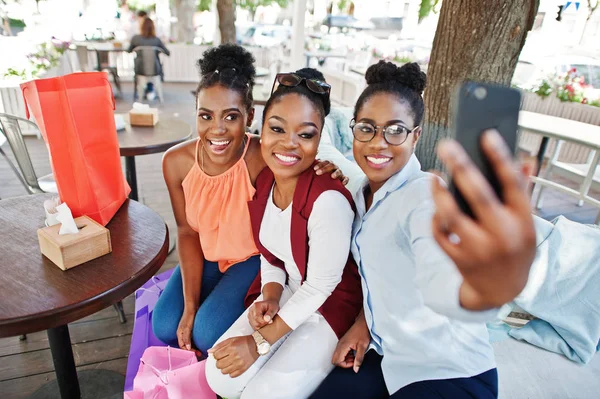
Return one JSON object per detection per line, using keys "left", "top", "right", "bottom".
{"left": 182, "top": 135, "right": 259, "bottom": 272}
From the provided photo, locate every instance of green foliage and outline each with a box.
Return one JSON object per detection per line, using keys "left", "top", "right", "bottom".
{"left": 534, "top": 80, "right": 552, "bottom": 98}
{"left": 394, "top": 54, "right": 413, "bottom": 64}
{"left": 418, "top": 0, "right": 440, "bottom": 23}
{"left": 197, "top": 0, "right": 211, "bottom": 12}
{"left": 127, "top": 0, "right": 156, "bottom": 12}
{"left": 3, "top": 68, "right": 27, "bottom": 79}
{"left": 237, "top": 0, "right": 289, "bottom": 14}
{"left": 337, "top": 0, "right": 349, "bottom": 13}
{"left": 8, "top": 17, "right": 25, "bottom": 27}
{"left": 533, "top": 68, "right": 600, "bottom": 108}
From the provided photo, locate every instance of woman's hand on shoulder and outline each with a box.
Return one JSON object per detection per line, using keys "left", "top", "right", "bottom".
{"left": 431, "top": 130, "right": 536, "bottom": 311}
{"left": 314, "top": 160, "right": 350, "bottom": 186}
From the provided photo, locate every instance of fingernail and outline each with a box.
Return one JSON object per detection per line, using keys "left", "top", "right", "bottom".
{"left": 207, "top": 348, "right": 214, "bottom": 353}
{"left": 186, "top": 344, "right": 191, "bottom": 350}
{"left": 314, "top": 165, "right": 319, "bottom": 170}
{"left": 354, "top": 366, "right": 360, "bottom": 373}
{"left": 316, "top": 170, "right": 322, "bottom": 175}
{"left": 264, "top": 315, "right": 271, "bottom": 322}
{"left": 484, "top": 129, "right": 503, "bottom": 147}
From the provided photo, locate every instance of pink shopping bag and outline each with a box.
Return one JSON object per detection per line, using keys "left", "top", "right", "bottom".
{"left": 126, "top": 346, "right": 215, "bottom": 399}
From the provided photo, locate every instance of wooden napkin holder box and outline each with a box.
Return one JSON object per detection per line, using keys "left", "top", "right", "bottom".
{"left": 37, "top": 216, "right": 112, "bottom": 271}
{"left": 129, "top": 108, "right": 159, "bottom": 126}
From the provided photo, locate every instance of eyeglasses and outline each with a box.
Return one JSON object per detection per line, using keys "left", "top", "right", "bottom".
{"left": 271, "top": 73, "right": 331, "bottom": 98}
{"left": 350, "top": 119, "right": 419, "bottom": 146}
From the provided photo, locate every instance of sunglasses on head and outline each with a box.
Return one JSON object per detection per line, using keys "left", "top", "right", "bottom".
{"left": 271, "top": 73, "right": 331, "bottom": 97}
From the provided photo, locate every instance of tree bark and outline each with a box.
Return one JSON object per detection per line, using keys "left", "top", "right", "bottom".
{"left": 174, "top": 0, "right": 196, "bottom": 43}
{"left": 417, "top": 0, "right": 539, "bottom": 171}
{"left": 217, "top": 0, "right": 237, "bottom": 44}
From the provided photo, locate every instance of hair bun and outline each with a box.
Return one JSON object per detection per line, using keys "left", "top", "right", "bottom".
{"left": 294, "top": 67, "right": 331, "bottom": 116}
{"left": 198, "top": 44, "right": 256, "bottom": 86}
{"left": 365, "top": 60, "right": 426, "bottom": 95}
{"left": 294, "top": 67, "right": 326, "bottom": 82}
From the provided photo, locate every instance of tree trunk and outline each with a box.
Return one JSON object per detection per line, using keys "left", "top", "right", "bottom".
{"left": 417, "top": 0, "right": 539, "bottom": 171}
{"left": 174, "top": 0, "right": 195, "bottom": 43}
{"left": 217, "top": 0, "right": 236, "bottom": 44}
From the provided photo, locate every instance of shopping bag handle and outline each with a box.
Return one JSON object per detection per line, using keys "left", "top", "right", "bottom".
{"left": 140, "top": 346, "right": 173, "bottom": 385}
{"left": 21, "top": 86, "right": 31, "bottom": 120}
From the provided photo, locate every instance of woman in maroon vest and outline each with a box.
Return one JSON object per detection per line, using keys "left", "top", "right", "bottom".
{"left": 204, "top": 68, "right": 363, "bottom": 399}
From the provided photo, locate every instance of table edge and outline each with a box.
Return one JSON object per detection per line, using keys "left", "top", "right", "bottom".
{"left": 0, "top": 224, "right": 169, "bottom": 338}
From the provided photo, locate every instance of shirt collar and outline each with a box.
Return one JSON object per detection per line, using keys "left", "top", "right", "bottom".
{"left": 355, "top": 154, "right": 422, "bottom": 214}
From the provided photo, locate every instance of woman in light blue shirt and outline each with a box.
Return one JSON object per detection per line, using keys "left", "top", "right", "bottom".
{"left": 311, "top": 61, "right": 536, "bottom": 398}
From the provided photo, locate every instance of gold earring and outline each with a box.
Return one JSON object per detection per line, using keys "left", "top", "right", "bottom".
{"left": 259, "top": 139, "right": 262, "bottom": 144}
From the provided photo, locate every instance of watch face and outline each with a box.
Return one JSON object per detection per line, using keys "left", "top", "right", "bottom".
{"left": 257, "top": 341, "right": 270, "bottom": 355}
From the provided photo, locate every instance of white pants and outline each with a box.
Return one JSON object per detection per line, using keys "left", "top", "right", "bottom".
{"left": 205, "top": 286, "right": 338, "bottom": 399}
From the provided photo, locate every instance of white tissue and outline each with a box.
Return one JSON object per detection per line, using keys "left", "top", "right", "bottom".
{"left": 132, "top": 102, "right": 152, "bottom": 113}
{"left": 114, "top": 114, "right": 126, "bottom": 131}
{"left": 55, "top": 203, "right": 79, "bottom": 235}
{"left": 44, "top": 197, "right": 61, "bottom": 227}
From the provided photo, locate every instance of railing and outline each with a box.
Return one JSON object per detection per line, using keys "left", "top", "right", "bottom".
{"left": 0, "top": 44, "right": 279, "bottom": 125}
{"left": 519, "top": 91, "right": 600, "bottom": 164}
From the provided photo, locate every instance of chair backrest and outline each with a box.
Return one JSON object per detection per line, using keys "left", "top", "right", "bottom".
{"left": 132, "top": 46, "right": 162, "bottom": 77}
{"left": 0, "top": 113, "right": 43, "bottom": 194}
{"left": 75, "top": 45, "right": 90, "bottom": 72}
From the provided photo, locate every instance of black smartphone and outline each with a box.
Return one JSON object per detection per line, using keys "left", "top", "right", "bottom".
{"left": 449, "top": 81, "right": 521, "bottom": 218}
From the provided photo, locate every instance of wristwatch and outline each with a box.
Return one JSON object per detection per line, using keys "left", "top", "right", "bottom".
{"left": 251, "top": 330, "right": 271, "bottom": 356}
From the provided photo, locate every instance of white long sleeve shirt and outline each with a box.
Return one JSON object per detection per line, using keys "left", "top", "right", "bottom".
{"left": 259, "top": 186, "right": 354, "bottom": 331}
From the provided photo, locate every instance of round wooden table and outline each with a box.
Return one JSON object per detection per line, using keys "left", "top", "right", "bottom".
{"left": 0, "top": 194, "right": 169, "bottom": 399}
{"left": 118, "top": 117, "right": 193, "bottom": 201}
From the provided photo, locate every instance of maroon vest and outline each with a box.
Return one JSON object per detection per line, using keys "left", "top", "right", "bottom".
{"left": 244, "top": 164, "right": 363, "bottom": 339}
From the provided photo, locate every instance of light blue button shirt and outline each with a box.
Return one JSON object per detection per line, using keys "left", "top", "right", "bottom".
{"left": 351, "top": 155, "right": 498, "bottom": 394}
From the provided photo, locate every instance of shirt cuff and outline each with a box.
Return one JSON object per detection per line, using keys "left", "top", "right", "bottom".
{"left": 430, "top": 269, "right": 501, "bottom": 323}
{"left": 277, "top": 290, "right": 328, "bottom": 330}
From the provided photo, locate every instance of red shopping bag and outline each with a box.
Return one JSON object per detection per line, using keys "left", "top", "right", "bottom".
{"left": 21, "top": 72, "right": 130, "bottom": 225}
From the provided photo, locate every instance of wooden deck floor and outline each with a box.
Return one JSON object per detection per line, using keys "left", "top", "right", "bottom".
{"left": 0, "top": 82, "right": 598, "bottom": 398}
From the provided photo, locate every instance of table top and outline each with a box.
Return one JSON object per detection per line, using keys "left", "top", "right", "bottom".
{"left": 0, "top": 195, "right": 168, "bottom": 337}
{"left": 75, "top": 41, "right": 127, "bottom": 52}
{"left": 118, "top": 116, "right": 193, "bottom": 157}
{"left": 518, "top": 111, "right": 600, "bottom": 150}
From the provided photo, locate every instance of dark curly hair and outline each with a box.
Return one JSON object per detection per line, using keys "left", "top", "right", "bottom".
{"left": 196, "top": 44, "right": 256, "bottom": 111}
{"left": 262, "top": 68, "right": 331, "bottom": 127}
{"left": 354, "top": 61, "right": 427, "bottom": 126}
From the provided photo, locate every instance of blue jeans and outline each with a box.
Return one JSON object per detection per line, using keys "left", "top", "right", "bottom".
{"left": 310, "top": 351, "right": 498, "bottom": 399}
{"left": 152, "top": 256, "right": 260, "bottom": 354}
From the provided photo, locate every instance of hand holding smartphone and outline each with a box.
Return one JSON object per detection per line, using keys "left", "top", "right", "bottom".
{"left": 448, "top": 81, "right": 521, "bottom": 218}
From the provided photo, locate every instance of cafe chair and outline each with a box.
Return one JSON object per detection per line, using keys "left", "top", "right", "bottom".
{"left": 534, "top": 139, "right": 600, "bottom": 224}
{"left": 95, "top": 48, "right": 123, "bottom": 97}
{"left": 0, "top": 113, "right": 128, "bottom": 324}
{"left": 0, "top": 113, "right": 57, "bottom": 194}
{"left": 132, "top": 46, "right": 166, "bottom": 103}
{"left": 74, "top": 44, "right": 92, "bottom": 72}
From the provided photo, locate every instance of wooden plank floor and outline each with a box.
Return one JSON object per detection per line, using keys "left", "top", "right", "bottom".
{"left": 1, "top": 82, "right": 599, "bottom": 398}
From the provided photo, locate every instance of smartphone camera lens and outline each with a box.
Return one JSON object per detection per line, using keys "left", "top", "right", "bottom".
{"left": 474, "top": 87, "right": 487, "bottom": 100}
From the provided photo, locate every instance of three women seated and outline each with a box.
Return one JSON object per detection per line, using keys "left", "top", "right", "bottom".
{"left": 152, "top": 44, "right": 537, "bottom": 399}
